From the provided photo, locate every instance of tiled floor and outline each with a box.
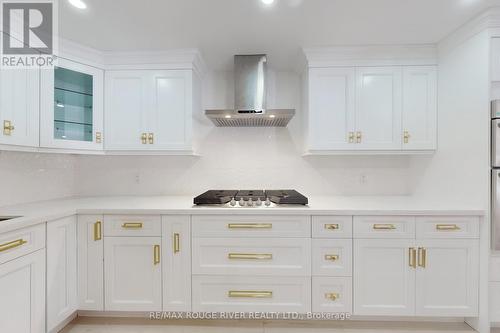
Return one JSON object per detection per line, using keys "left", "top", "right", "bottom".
{"left": 60, "top": 317, "right": 476, "bottom": 333}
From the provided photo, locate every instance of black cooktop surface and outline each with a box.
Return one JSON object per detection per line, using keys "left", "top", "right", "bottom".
{"left": 193, "top": 189, "right": 308, "bottom": 205}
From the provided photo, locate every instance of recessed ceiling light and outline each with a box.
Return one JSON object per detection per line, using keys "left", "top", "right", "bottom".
{"left": 68, "top": 0, "right": 87, "bottom": 9}
{"left": 261, "top": 0, "right": 275, "bottom": 5}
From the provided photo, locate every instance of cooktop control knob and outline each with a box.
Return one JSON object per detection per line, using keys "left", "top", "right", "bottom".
{"left": 256, "top": 198, "right": 262, "bottom": 206}
{"left": 239, "top": 198, "right": 245, "bottom": 206}
{"left": 265, "top": 198, "right": 271, "bottom": 206}
{"left": 247, "top": 198, "right": 253, "bottom": 206}
{"left": 230, "top": 198, "right": 236, "bottom": 206}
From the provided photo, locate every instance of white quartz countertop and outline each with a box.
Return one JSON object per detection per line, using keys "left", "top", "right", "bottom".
{"left": 0, "top": 195, "right": 486, "bottom": 234}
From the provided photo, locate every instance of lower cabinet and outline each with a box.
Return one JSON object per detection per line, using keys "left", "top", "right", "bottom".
{"left": 312, "top": 277, "right": 352, "bottom": 313}
{"left": 0, "top": 249, "right": 45, "bottom": 333}
{"left": 104, "top": 236, "right": 162, "bottom": 311}
{"left": 47, "top": 216, "right": 78, "bottom": 332}
{"left": 77, "top": 215, "right": 104, "bottom": 311}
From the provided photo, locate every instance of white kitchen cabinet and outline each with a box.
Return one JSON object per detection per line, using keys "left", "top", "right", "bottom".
{"left": 354, "top": 239, "right": 416, "bottom": 316}
{"left": 0, "top": 249, "right": 45, "bottom": 333}
{"left": 77, "top": 215, "right": 104, "bottom": 311}
{"left": 47, "top": 216, "right": 78, "bottom": 332}
{"left": 307, "top": 67, "right": 355, "bottom": 150}
{"left": 104, "top": 236, "right": 162, "bottom": 311}
{"left": 355, "top": 67, "right": 402, "bottom": 150}
{"left": 402, "top": 67, "right": 437, "bottom": 150}
{"left": 312, "top": 276, "right": 352, "bottom": 313}
{"left": 105, "top": 70, "right": 194, "bottom": 152}
{"left": 40, "top": 58, "right": 104, "bottom": 150}
{"left": 162, "top": 216, "right": 191, "bottom": 311}
{"left": 415, "top": 239, "right": 479, "bottom": 317}
{"left": 0, "top": 67, "right": 39, "bottom": 147}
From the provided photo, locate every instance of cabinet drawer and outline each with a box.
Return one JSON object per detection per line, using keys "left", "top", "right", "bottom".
{"left": 354, "top": 216, "right": 415, "bottom": 238}
{"left": 192, "top": 238, "right": 311, "bottom": 276}
{"left": 312, "top": 216, "right": 352, "bottom": 238}
{"left": 312, "top": 239, "right": 352, "bottom": 276}
{"left": 103, "top": 215, "right": 161, "bottom": 236}
{"left": 312, "top": 277, "right": 352, "bottom": 313}
{"left": 416, "top": 216, "right": 479, "bottom": 239}
{"left": 0, "top": 224, "right": 45, "bottom": 265}
{"left": 192, "top": 275, "right": 311, "bottom": 313}
{"left": 192, "top": 215, "right": 310, "bottom": 238}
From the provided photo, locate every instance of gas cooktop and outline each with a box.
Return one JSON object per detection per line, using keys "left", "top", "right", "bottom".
{"left": 193, "top": 189, "right": 308, "bottom": 207}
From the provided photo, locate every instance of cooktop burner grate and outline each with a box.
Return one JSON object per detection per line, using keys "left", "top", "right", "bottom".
{"left": 193, "top": 189, "right": 308, "bottom": 206}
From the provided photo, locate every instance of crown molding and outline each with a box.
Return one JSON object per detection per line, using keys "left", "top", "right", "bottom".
{"left": 438, "top": 6, "right": 500, "bottom": 54}
{"left": 302, "top": 44, "right": 438, "bottom": 68}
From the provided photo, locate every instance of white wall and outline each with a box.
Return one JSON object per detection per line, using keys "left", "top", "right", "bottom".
{"left": 0, "top": 151, "right": 76, "bottom": 206}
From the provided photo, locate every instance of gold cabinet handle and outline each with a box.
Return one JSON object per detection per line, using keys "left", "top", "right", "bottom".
{"left": 227, "top": 223, "right": 272, "bottom": 229}
{"left": 324, "top": 224, "right": 339, "bottom": 230}
{"left": 173, "top": 233, "right": 180, "bottom": 253}
{"left": 122, "top": 222, "right": 143, "bottom": 229}
{"left": 356, "top": 131, "right": 362, "bottom": 143}
{"left": 348, "top": 132, "right": 355, "bottom": 143}
{"left": 94, "top": 221, "right": 102, "bottom": 241}
{"left": 403, "top": 130, "right": 410, "bottom": 144}
{"left": 148, "top": 133, "right": 154, "bottom": 144}
{"left": 228, "top": 253, "right": 273, "bottom": 260}
{"left": 436, "top": 224, "right": 461, "bottom": 231}
{"left": 228, "top": 290, "right": 273, "bottom": 298}
{"left": 0, "top": 239, "right": 27, "bottom": 252}
{"left": 141, "top": 133, "right": 147, "bottom": 144}
{"left": 153, "top": 245, "right": 160, "bottom": 265}
{"left": 409, "top": 247, "right": 417, "bottom": 268}
{"left": 418, "top": 247, "right": 426, "bottom": 268}
{"left": 325, "top": 254, "right": 340, "bottom": 261}
{"left": 95, "top": 132, "right": 102, "bottom": 144}
{"left": 373, "top": 224, "right": 396, "bottom": 230}
{"left": 3, "top": 120, "right": 14, "bottom": 136}
{"left": 325, "top": 293, "right": 340, "bottom": 301}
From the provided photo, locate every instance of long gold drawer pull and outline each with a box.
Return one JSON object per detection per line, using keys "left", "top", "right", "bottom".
{"left": 228, "top": 290, "right": 273, "bottom": 298}
{"left": 122, "top": 222, "right": 143, "bottom": 229}
{"left": 436, "top": 224, "right": 461, "bottom": 231}
{"left": 324, "top": 224, "right": 339, "bottom": 230}
{"left": 153, "top": 245, "right": 160, "bottom": 265}
{"left": 228, "top": 253, "right": 273, "bottom": 260}
{"left": 227, "top": 223, "right": 272, "bottom": 229}
{"left": 418, "top": 247, "right": 426, "bottom": 268}
{"left": 325, "top": 293, "right": 340, "bottom": 301}
{"left": 373, "top": 224, "right": 396, "bottom": 230}
{"left": 325, "top": 254, "right": 339, "bottom": 261}
{"left": 173, "top": 233, "right": 180, "bottom": 254}
{"left": 94, "top": 221, "right": 102, "bottom": 241}
{"left": 409, "top": 247, "right": 417, "bottom": 268}
{"left": 0, "top": 239, "right": 27, "bottom": 252}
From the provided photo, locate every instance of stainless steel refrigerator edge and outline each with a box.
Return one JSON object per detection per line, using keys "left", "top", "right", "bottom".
{"left": 492, "top": 100, "right": 500, "bottom": 250}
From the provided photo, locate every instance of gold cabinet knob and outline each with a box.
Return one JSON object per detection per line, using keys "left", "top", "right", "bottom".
{"left": 95, "top": 132, "right": 102, "bottom": 144}
{"left": 356, "top": 131, "right": 362, "bottom": 143}
{"left": 148, "top": 133, "right": 154, "bottom": 144}
{"left": 403, "top": 130, "right": 410, "bottom": 144}
{"left": 325, "top": 293, "right": 340, "bottom": 301}
{"left": 348, "top": 132, "right": 355, "bottom": 143}
{"left": 3, "top": 120, "right": 14, "bottom": 136}
{"left": 141, "top": 133, "right": 147, "bottom": 144}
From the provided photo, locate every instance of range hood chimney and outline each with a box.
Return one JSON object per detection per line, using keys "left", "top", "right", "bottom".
{"left": 205, "top": 55, "right": 295, "bottom": 127}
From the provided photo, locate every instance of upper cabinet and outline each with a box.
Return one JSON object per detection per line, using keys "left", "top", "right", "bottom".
{"left": 105, "top": 70, "right": 195, "bottom": 153}
{"left": 0, "top": 68, "right": 39, "bottom": 147}
{"left": 40, "top": 58, "right": 104, "bottom": 150}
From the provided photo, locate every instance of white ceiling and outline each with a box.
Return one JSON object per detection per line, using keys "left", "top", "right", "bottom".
{"left": 59, "top": 0, "right": 500, "bottom": 70}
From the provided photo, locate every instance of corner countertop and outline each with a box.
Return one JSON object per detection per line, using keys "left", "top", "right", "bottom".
{"left": 0, "top": 195, "right": 486, "bottom": 234}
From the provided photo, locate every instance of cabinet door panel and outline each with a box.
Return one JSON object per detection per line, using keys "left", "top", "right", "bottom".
{"left": 162, "top": 216, "right": 191, "bottom": 311}
{"left": 105, "top": 71, "right": 148, "bottom": 150}
{"left": 402, "top": 67, "right": 437, "bottom": 150}
{"left": 40, "top": 58, "right": 104, "bottom": 150}
{"left": 104, "top": 236, "right": 162, "bottom": 311}
{"left": 0, "top": 67, "right": 39, "bottom": 147}
{"left": 308, "top": 68, "right": 355, "bottom": 150}
{"left": 354, "top": 239, "right": 415, "bottom": 316}
{"left": 415, "top": 239, "right": 479, "bottom": 317}
{"left": 47, "top": 216, "right": 78, "bottom": 332}
{"left": 355, "top": 67, "right": 402, "bottom": 150}
{"left": 149, "top": 71, "right": 192, "bottom": 150}
{"left": 77, "top": 215, "right": 104, "bottom": 311}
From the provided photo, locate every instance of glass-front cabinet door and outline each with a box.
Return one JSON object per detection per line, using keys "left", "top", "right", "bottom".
{"left": 41, "top": 58, "right": 103, "bottom": 150}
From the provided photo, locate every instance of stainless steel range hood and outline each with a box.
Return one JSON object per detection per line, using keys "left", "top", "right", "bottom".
{"left": 205, "top": 55, "right": 295, "bottom": 127}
